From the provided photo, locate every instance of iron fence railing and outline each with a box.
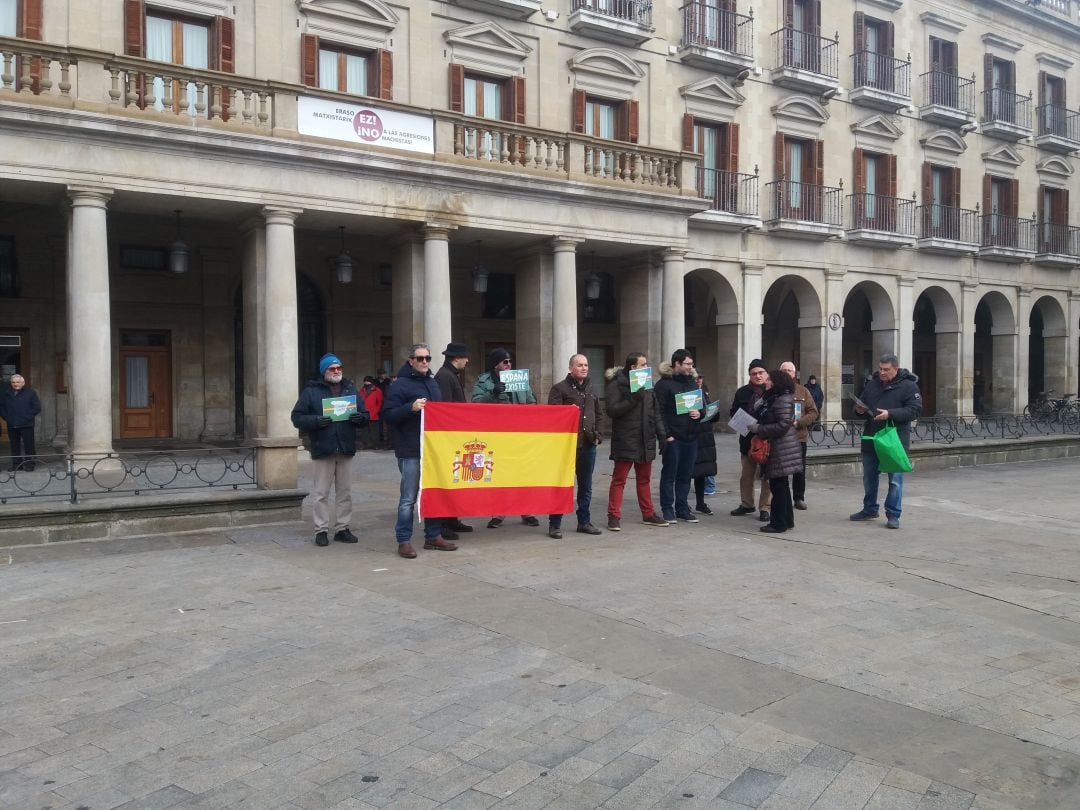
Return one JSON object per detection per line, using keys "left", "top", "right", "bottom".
{"left": 981, "top": 88, "right": 1032, "bottom": 128}
{"left": 772, "top": 27, "right": 838, "bottom": 78}
{"left": 698, "top": 167, "right": 759, "bottom": 216}
{"left": 767, "top": 179, "right": 843, "bottom": 225}
{"left": 571, "top": 0, "right": 653, "bottom": 26}
{"left": 1036, "top": 104, "right": 1080, "bottom": 142}
{"left": 846, "top": 193, "right": 915, "bottom": 235}
{"left": 916, "top": 204, "right": 979, "bottom": 243}
{"left": 851, "top": 51, "right": 910, "bottom": 96}
{"left": 920, "top": 70, "right": 975, "bottom": 113}
{"left": 680, "top": 2, "right": 753, "bottom": 56}
{"left": 0, "top": 447, "right": 257, "bottom": 504}
{"left": 806, "top": 414, "right": 1080, "bottom": 450}
{"left": 980, "top": 213, "right": 1037, "bottom": 251}
{"left": 1036, "top": 223, "right": 1080, "bottom": 257}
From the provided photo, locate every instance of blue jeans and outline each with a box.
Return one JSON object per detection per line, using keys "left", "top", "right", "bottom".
{"left": 861, "top": 450, "right": 904, "bottom": 518}
{"left": 395, "top": 458, "right": 442, "bottom": 543}
{"left": 550, "top": 444, "right": 596, "bottom": 528}
{"left": 659, "top": 438, "right": 698, "bottom": 519}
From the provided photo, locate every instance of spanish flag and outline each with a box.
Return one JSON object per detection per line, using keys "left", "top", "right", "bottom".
{"left": 419, "top": 402, "right": 578, "bottom": 518}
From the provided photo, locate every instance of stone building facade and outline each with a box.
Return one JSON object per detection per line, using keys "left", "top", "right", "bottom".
{"left": 0, "top": 0, "right": 1077, "bottom": 485}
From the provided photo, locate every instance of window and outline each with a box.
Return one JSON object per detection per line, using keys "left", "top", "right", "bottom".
{"left": 692, "top": 0, "right": 737, "bottom": 51}
{"left": 852, "top": 149, "right": 897, "bottom": 227}
{"left": 928, "top": 37, "right": 959, "bottom": 107}
{"left": 1039, "top": 72, "right": 1067, "bottom": 135}
{"left": 683, "top": 116, "right": 740, "bottom": 209}
{"left": 0, "top": 0, "right": 15, "bottom": 36}
{"left": 783, "top": 0, "right": 820, "bottom": 72}
{"left": 774, "top": 133, "right": 824, "bottom": 218}
{"left": 1038, "top": 185, "right": 1070, "bottom": 253}
{"left": 854, "top": 13, "right": 895, "bottom": 91}
{"left": 571, "top": 90, "right": 638, "bottom": 142}
{"left": 464, "top": 74, "right": 502, "bottom": 120}
{"left": 0, "top": 237, "right": 18, "bottom": 297}
{"left": 984, "top": 56, "right": 1016, "bottom": 122}
{"left": 921, "top": 162, "right": 962, "bottom": 239}
{"left": 302, "top": 36, "right": 392, "bottom": 100}
{"left": 983, "top": 175, "right": 1020, "bottom": 245}
{"left": 448, "top": 65, "right": 523, "bottom": 123}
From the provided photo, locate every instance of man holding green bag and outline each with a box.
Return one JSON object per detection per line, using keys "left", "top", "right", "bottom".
{"left": 849, "top": 354, "right": 923, "bottom": 529}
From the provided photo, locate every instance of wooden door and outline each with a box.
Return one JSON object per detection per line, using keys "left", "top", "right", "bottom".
{"left": 119, "top": 332, "right": 172, "bottom": 438}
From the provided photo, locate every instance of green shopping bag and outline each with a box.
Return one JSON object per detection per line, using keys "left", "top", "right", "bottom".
{"left": 862, "top": 419, "right": 913, "bottom": 473}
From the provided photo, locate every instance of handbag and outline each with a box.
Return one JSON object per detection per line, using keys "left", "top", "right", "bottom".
{"left": 862, "top": 419, "right": 913, "bottom": 473}
{"left": 749, "top": 434, "right": 771, "bottom": 465}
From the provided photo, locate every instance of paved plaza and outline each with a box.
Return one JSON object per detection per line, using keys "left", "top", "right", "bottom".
{"left": 3, "top": 437, "right": 1080, "bottom": 809}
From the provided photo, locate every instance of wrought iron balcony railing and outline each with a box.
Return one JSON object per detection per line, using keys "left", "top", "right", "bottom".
{"left": 698, "top": 167, "right": 759, "bottom": 216}
{"left": 846, "top": 193, "right": 915, "bottom": 235}
{"left": 570, "top": 0, "right": 653, "bottom": 26}
{"left": 1037, "top": 223, "right": 1080, "bottom": 257}
{"left": 981, "top": 88, "right": 1032, "bottom": 128}
{"left": 920, "top": 70, "right": 976, "bottom": 114}
{"left": 680, "top": 2, "right": 753, "bottom": 57}
{"left": 851, "top": 51, "right": 910, "bottom": 96}
{"left": 980, "top": 213, "right": 1036, "bottom": 251}
{"left": 1037, "top": 105, "right": 1080, "bottom": 142}
{"left": 916, "top": 204, "right": 979, "bottom": 243}
{"left": 767, "top": 179, "right": 843, "bottom": 225}
{"left": 772, "top": 27, "right": 838, "bottom": 78}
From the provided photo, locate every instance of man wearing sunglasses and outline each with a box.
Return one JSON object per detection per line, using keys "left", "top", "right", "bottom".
{"left": 291, "top": 353, "right": 369, "bottom": 547}
{"left": 383, "top": 343, "right": 457, "bottom": 558}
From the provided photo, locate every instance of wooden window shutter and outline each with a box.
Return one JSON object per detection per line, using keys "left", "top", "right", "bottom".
{"left": 887, "top": 154, "right": 897, "bottom": 198}
{"left": 1037, "top": 185, "right": 1045, "bottom": 224}
{"left": 123, "top": 0, "right": 144, "bottom": 56}
{"left": 213, "top": 16, "right": 234, "bottom": 72}
{"left": 982, "top": 174, "right": 993, "bottom": 214}
{"left": 1009, "top": 178, "right": 1019, "bottom": 218}
{"left": 726, "top": 122, "right": 740, "bottom": 173}
{"left": 682, "top": 114, "right": 695, "bottom": 152}
{"left": 811, "top": 0, "right": 822, "bottom": 35}
{"left": 448, "top": 64, "right": 464, "bottom": 113}
{"left": 509, "top": 75, "right": 525, "bottom": 124}
{"left": 813, "top": 139, "right": 825, "bottom": 187}
{"left": 984, "top": 54, "right": 994, "bottom": 89}
{"left": 946, "top": 41, "right": 958, "bottom": 73}
{"left": 301, "top": 34, "right": 319, "bottom": 88}
{"left": 571, "top": 89, "right": 586, "bottom": 133}
{"left": 951, "top": 166, "right": 962, "bottom": 208}
{"left": 852, "top": 148, "right": 865, "bottom": 194}
{"left": 774, "top": 132, "right": 786, "bottom": 179}
{"left": 853, "top": 12, "right": 865, "bottom": 54}
{"left": 626, "top": 100, "right": 639, "bottom": 143}
{"left": 884, "top": 21, "right": 894, "bottom": 57}
{"left": 1063, "top": 191, "right": 1070, "bottom": 225}
{"left": 377, "top": 50, "right": 393, "bottom": 100}
{"left": 19, "top": 0, "right": 43, "bottom": 39}
{"left": 783, "top": 0, "right": 794, "bottom": 29}
{"left": 1037, "top": 70, "right": 1047, "bottom": 107}
{"left": 921, "top": 162, "right": 932, "bottom": 204}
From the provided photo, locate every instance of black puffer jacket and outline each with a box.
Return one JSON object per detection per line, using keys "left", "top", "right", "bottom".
{"left": 290, "top": 377, "right": 368, "bottom": 459}
{"left": 604, "top": 367, "right": 666, "bottom": 463}
{"left": 655, "top": 362, "right": 701, "bottom": 442}
{"left": 693, "top": 382, "right": 720, "bottom": 478}
{"left": 730, "top": 382, "right": 766, "bottom": 456}
{"left": 754, "top": 392, "right": 802, "bottom": 478}
{"left": 859, "top": 369, "right": 923, "bottom": 451}
{"left": 383, "top": 362, "right": 442, "bottom": 458}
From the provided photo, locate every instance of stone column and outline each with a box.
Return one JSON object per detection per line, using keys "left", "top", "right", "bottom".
{"left": 935, "top": 327, "right": 962, "bottom": 415}
{"left": 1069, "top": 293, "right": 1080, "bottom": 399}
{"left": 618, "top": 255, "right": 659, "bottom": 366}
{"left": 515, "top": 249, "right": 553, "bottom": 395}
{"left": 257, "top": 206, "right": 301, "bottom": 489}
{"left": 422, "top": 225, "right": 453, "bottom": 357}
{"left": 392, "top": 235, "right": 424, "bottom": 357}
{"left": 67, "top": 187, "right": 115, "bottom": 457}
{"left": 662, "top": 248, "right": 687, "bottom": 356}
{"left": 1016, "top": 286, "right": 1031, "bottom": 411}
{"left": 959, "top": 282, "right": 978, "bottom": 416}
{"left": 551, "top": 237, "right": 580, "bottom": 372}
{"left": 740, "top": 260, "right": 764, "bottom": 373}
{"left": 823, "top": 269, "right": 845, "bottom": 421}
{"left": 897, "top": 275, "right": 915, "bottom": 367}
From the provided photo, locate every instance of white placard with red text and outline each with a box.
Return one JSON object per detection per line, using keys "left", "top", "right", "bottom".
{"left": 297, "top": 96, "right": 435, "bottom": 154}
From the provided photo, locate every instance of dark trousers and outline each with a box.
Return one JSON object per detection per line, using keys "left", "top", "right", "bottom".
{"left": 792, "top": 442, "right": 808, "bottom": 501}
{"left": 550, "top": 444, "right": 596, "bottom": 529}
{"left": 693, "top": 476, "right": 708, "bottom": 509}
{"left": 768, "top": 476, "right": 794, "bottom": 530}
{"left": 8, "top": 426, "right": 36, "bottom": 471}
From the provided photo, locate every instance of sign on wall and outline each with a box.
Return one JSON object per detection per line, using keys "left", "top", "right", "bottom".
{"left": 297, "top": 96, "right": 435, "bottom": 155}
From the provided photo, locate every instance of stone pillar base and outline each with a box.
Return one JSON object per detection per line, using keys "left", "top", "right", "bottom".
{"left": 254, "top": 440, "right": 300, "bottom": 490}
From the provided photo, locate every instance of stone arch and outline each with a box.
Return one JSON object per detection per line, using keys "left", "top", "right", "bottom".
{"left": 841, "top": 280, "right": 896, "bottom": 417}
{"left": 912, "top": 285, "right": 961, "bottom": 415}
{"left": 974, "top": 290, "right": 1017, "bottom": 413}
{"left": 685, "top": 267, "right": 740, "bottom": 408}
{"left": 761, "top": 274, "right": 824, "bottom": 388}
{"left": 1028, "top": 294, "right": 1068, "bottom": 403}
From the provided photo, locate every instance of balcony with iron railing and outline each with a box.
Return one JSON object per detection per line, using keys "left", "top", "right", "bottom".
{"left": 849, "top": 52, "right": 911, "bottom": 112}
{"left": 0, "top": 36, "right": 696, "bottom": 201}
{"left": 1034, "top": 222, "right": 1080, "bottom": 267}
{"left": 916, "top": 204, "right": 980, "bottom": 253}
{"left": 1035, "top": 105, "right": 1080, "bottom": 154}
{"left": 769, "top": 28, "right": 839, "bottom": 94}
{"left": 569, "top": 0, "right": 654, "bottom": 45}
{"left": 845, "top": 193, "right": 915, "bottom": 247}
{"left": 765, "top": 178, "right": 843, "bottom": 238}
{"left": 980, "top": 88, "right": 1033, "bottom": 142}
{"left": 918, "top": 71, "right": 976, "bottom": 128}
{"left": 978, "top": 213, "right": 1037, "bottom": 261}
{"left": 691, "top": 166, "right": 761, "bottom": 229}
{"left": 677, "top": 2, "right": 754, "bottom": 74}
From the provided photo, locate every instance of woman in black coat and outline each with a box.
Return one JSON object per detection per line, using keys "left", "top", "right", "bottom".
{"left": 692, "top": 375, "right": 718, "bottom": 515}
{"left": 749, "top": 369, "right": 802, "bottom": 533}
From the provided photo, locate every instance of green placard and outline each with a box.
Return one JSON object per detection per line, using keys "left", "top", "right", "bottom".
{"left": 629, "top": 367, "right": 654, "bottom": 392}
{"left": 499, "top": 368, "right": 531, "bottom": 393}
{"left": 675, "top": 389, "right": 703, "bottom": 414}
{"left": 322, "top": 394, "right": 357, "bottom": 421}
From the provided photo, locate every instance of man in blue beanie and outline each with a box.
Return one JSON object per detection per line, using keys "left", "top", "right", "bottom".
{"left": 291, "top": 352, "right": 369, "bottom": 547}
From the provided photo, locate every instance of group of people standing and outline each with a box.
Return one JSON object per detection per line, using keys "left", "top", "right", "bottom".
{"left": 292, "top": 343, "right": 922, "bottom": 554}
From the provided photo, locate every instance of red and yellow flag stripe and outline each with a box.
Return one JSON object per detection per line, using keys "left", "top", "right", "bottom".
{"left": 419, "top": 402, "right": 578, "bottom": 518}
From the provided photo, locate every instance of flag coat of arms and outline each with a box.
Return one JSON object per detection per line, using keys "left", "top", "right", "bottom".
{"left": 419, "top": 402, "right": 578, "bottom": 518}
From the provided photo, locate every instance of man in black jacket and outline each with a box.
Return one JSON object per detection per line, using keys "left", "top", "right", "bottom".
{"left": 850, "top": 353, "right": 923, "bottom": 529}
{"left": 654, "top": 349, "right": 702, "bottom": 524}
{"left": 433, "top": 341, "right": 473, "bottom": 536}
{"left": 290, "top": 353, "right": 369, "bottom": 547}
{"left": 2, "top": 374, "right": 41, "bottom": 471}
{"left": 729, "top": 360, "right": 772, "bottom": 521}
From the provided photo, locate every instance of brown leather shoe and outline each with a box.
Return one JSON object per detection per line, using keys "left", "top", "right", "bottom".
{"left": 424, "top": 537, "right": 458, "bottom": 551}
{"left": 398, "top": 542, "right": 417, "bottom": 558}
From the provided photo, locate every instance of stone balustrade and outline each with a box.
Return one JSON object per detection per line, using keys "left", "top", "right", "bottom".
{"left": 0, "top": 37, "right": 75, "bottom": 100}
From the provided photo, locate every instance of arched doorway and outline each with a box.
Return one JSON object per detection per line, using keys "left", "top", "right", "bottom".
{"left": 1029, "top": 295, "right": 1068, "bottom": 403}
{"left": 842, "top": 281, "right": 895, "bottom": 417}
{"left": 761, "top": 274, "right": 823, "bottom": 385}
{"left": 912, "top": 286, "right": 961, "bottom": 416}
{"left": 973, "top": 291, "right": 1016, "bottom": 413}
{"left": 685, "top": 269, "right": 739, "bottom": 407}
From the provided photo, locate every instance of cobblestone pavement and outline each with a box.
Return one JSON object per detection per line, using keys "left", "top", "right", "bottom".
{"left": 2, "top": 440, "right": 1080, "bottom": 809}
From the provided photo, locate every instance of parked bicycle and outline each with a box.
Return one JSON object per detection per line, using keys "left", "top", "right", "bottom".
{"left": 1023, "top": 390, "right": 1080, "bottom": 425}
